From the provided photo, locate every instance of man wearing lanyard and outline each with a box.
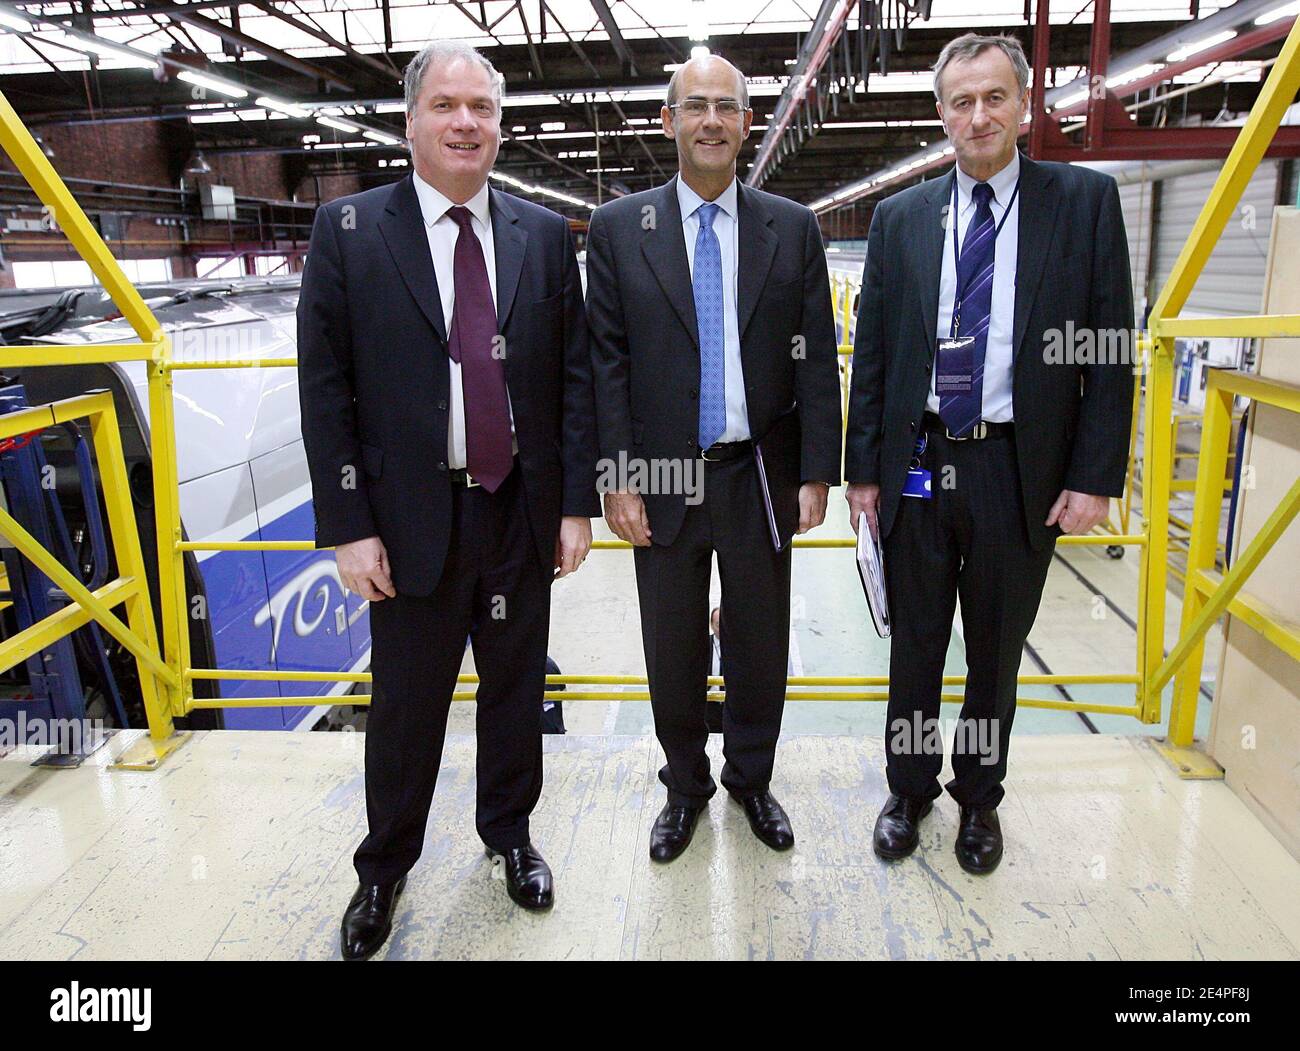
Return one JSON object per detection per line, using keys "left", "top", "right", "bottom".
{"left": 845, "top": 33, "right": 1133, "bottom": 873}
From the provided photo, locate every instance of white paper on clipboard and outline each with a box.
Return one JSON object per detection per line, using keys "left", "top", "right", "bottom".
{"left": 856, "top": 520, "right": 890, "bottom": 638}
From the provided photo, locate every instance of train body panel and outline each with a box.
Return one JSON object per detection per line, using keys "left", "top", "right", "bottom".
{"left": 6, "top": 278, "right": 362, "bottom": 730}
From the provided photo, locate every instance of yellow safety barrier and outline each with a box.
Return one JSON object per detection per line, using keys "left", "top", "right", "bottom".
{"left": 0, "top": 12, "right": 1295, "bottom": 774}
{"left": 1140, "top": 16, "right": 1300, "bottom": 776}
{"left": 0, "top": 92, "right": 185, "bottom": 769}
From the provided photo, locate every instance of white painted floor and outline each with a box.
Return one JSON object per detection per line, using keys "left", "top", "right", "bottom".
{"left": 1, "top": 729, "right": 1295, "bottom": 961}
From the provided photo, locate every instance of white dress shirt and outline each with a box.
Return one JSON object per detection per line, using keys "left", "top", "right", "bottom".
{"left": 677, "top": 176, "right": 750, "bottom": 442}
{"left": 929, "top": 150, "right": 1020, "bottom": 422}
{"left": 411, "top": 171, "right": 516, "bottom": 470}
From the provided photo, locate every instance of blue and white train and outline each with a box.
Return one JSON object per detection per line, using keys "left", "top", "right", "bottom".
{"left": 2, "top": 275, "right": 362, "bottom": 731}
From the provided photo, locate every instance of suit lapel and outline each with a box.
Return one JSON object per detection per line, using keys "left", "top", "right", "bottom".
{"left": 737, "top": 183, "right": 778, "bottom": 340}
{"left": 489, "top": 187, "right": 527, "bottom": 332}
{"left": 1011, "top": 155, "right": 1058, "bottom": 362}
{"left": 640, "top": 176, "right": 699, "bottom": 350}
{"left": 918, "top": 171, "right": 954, "bottom": 360}
{"left": 377, "top": 175, "right": 447, "bottom": 345}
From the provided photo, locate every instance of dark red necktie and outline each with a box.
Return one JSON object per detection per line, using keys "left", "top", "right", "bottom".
{"left": 447, "top": 205, "right": 512, "bottom": 491}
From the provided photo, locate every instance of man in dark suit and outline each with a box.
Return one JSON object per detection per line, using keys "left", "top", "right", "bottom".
{"left": 845, "top": 33, "right": 1134, "bottom": 874}
{"left": 586, "top": 54, "right": 842, "bottom": 862}
{"left": 297, "top": 41, "right": 599, "bottom": 960}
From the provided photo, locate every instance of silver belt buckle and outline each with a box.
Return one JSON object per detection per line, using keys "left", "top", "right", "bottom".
{"left": 947, "top": 421, "right": 987, "bottom": 441}
{"left": 699, "top": 443, "right": 723, "bottom": 462}
{"left": 464, "top": 473, "right": 481, "bottom": 488}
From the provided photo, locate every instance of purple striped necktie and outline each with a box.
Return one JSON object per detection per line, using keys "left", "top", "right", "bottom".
{"left": 939, "top": 180, "right": 996, "bottom": 437}
{"left": 447, "top": 204, "right": 512, "bottom": 491}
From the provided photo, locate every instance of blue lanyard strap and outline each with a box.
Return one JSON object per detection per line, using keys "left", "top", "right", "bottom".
{"left": 949, "top": 175, "right": 1020, "bottom": 337}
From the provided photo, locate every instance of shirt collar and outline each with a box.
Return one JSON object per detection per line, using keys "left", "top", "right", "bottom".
{"left": 954, "top": 149, "right": 1020, "bottom": 210}
{"left": 676, "top": 175, "right": 738, "bottom": 224}
{"left": 412, "top": 171, "right": 492, "bottom": 229}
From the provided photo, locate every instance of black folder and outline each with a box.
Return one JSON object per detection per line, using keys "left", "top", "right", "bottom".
{"left": 752, "top": 405, "right": 802, "bottom": 552}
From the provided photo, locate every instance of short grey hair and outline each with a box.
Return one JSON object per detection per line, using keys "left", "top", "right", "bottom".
{"left": 665, "top": 56, "right": 750, "bottom": 109}
{"left": 932, "top": 33, "right": 1030, "bottom": 102}
{"left": 404, "top": 41, "right": 504, "bottom": 113}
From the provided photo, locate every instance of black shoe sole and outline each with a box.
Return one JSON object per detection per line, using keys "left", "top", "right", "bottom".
{"left": 872, "top": 800, "right": 934, "bottom": 861}
{"left": 485, "top": 848, "right": 554, "bottom": 910}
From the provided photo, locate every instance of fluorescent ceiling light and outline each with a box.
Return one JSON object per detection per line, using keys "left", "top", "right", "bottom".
{"left": 1166, "top": 30, "right": 1236, "bottom": 64}
{"left": 0, "top": 11, "right": 32, "bottom": 31}
{"left": 77, "top": 37, "right": 156, "bottom": 69}
{"left": 257, "top": 95, "right": 312, "bottom": 118}
{"left": 1255, "top": 2, "right": 1299, "bottom": 25}
{"left": 317, "top": 115, "right": 360, "bottom": 132}
{"left": 690, "top": 45, "right": 710, "bottom": 60}
{"left": 363, "top": 130, "right": 404, "bottom": 146}
{"left": 688, "top": 0, "right": 709, "bottom": 42}
{"left": 178, "top": 70, "right": 248, "bottom": 99}
{"left": 490, "top": 170, "right": 594, "bottom": 211}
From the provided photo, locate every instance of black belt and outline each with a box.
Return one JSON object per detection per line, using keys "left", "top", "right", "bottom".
{"left": 922, "top": 412, "right": 1013, "bottom": 441}
{"left": 699, "top": 438, "right": 753, "bottom": 462}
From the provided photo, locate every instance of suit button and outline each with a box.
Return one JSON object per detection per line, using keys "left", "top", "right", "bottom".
{"left": 687, "top": 438, "right": 696, "bottom": 449}
{"left": 689, "top": 389, "right": 698, "bottom": 399}
{"left": 924, "top": 363, "right": 931, "bottom": 374}
{"left": 437, "top": 399, "right": 447, "bottom": 411}
{"left": 437, "top": 461, "right": 447, "bottom": 471}
{"left": 909, "top": 420, "right": 916, "bottom": 432}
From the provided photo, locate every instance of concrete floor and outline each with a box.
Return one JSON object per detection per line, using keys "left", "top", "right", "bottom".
{"left": 0, "top": 481, "right": 1272, "bottom": 961}
{"left": 0, "top": 728, "right": 1296, "bottom": 961}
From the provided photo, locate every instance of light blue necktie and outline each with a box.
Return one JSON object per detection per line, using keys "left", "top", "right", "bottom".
{"left": 693, "top": 202, "right": 726, "bottom": 450}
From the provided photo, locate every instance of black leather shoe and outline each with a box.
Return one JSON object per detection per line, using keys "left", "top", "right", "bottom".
{"left": 872, "top": 794, "right": 934, "bottom": 860}
{"left": 955, "top": 807, "right": 1003, "bottom": 874}
{"left": 649, "top": 803, "right": 705, "bottom": 863}
{"left": 485, "top": 843, "right": 554, "bottom": 910}
{"left": 728, "top": 790, "right": 794, "bottom": 851}
{"left": 340, "top": 876, "right": 406, "bottom": 961}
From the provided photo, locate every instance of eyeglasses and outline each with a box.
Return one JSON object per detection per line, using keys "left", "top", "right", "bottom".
{"left": 668, "top": 99, "right": 748, "bottom": 119}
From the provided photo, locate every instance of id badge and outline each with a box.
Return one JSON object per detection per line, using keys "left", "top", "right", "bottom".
{"left": 902, "top": 432, "right": 932, "bottom": 499}
{"left": 935, "top": 336, "right": 976, "bottom": 397}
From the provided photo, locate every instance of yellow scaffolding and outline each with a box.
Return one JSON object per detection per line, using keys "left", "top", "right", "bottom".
{"left": 0, "top": 15, "right": 1295, "bottom": 775}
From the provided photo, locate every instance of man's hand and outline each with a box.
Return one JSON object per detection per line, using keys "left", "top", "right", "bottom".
{"left": 846, "top": 483, "right": 881, "bottom": 540}
{"left": 554, "top": 515, "right": 593, "bottom": 578}
{"left": 1045, "top": 490, "right": 1110, "bottom": 535}
{"left": 797, "top": 482, "right": 830, "bottom": 534}
{"left": 604, "top": 491, "right": 652, "bottom": 547}
{"left": 335, "top": 535, "right": 396, "bottom": 602}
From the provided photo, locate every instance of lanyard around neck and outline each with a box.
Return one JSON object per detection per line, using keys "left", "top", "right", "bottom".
{"left": 950, "top": 175, "right": 1020, "bottom": 337}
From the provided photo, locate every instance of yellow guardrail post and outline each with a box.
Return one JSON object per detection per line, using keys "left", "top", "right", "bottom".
{"left": 1136, "top": 337, "right": 1174, "bottom": 725}
{"left": 1166, "top": 374, "right": 1234, "bottom": 749}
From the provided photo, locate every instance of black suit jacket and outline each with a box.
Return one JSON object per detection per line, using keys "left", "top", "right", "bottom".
{"left": 844, "top": 153, "right": 1134, "bottom": 550}
{"left": 296, "top": 175, "right": 600, "bottom": 595}
{"left": 586, "top": 175, "right": 843, "bottom": 547}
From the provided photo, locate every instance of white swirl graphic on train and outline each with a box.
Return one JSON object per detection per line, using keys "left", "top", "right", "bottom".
{"left": 254, "top": 559, "right": 343, "bottom": 661}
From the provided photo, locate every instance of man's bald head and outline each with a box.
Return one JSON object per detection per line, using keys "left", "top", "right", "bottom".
{"left": 666, "top": 54, "right": 749, "bottom": 108}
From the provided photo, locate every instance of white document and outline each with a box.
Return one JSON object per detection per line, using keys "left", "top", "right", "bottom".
{"left": 856, "top": 521, "right": 891, "bottom": 639}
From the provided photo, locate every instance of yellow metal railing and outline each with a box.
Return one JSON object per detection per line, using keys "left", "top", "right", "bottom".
{"left": 1139, "top": 16, "right": 1300, "bottom": 775}
{"left": 0, "top": 12, "right": 1295, "bottom": 773}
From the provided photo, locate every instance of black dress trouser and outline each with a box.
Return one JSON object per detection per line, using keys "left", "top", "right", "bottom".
{"left": 883, "top": 422, "right": 1055, "bottom": 811}
{"left": 633, "top": 451, "right": 792, "bottom": 808}
{"left": 353, "top": 464, "right": 550, "bottom": 887}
